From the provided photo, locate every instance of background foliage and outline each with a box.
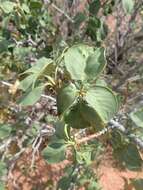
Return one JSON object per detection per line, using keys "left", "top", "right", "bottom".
{"left": 0, "top": 0, "right": 143, "bottom": 190}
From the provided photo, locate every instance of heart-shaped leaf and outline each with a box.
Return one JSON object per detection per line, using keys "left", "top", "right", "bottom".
{"left": 85, "top": 86, "right": 118, "bottom": 124}
{"left": 64, "top": 44, "right": 94, "bottom": 81}
{"left": 59, "top": 84, "right": 118, "bottom": 129}
{"left": 84, "top": 47, "right": 106, "bottom": 80}
{"left": 64, "top": 45, "right": 106, "bottom": 81}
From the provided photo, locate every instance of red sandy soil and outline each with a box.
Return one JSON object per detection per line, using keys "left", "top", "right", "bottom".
{"left": 97, "top": 148, "right": 143, "bottom": 190}
{"left": 7, "top": 148, "right": 143, "bottom": 190}
{"left": 7, "top": 149, "right": 70, "bottom": 190}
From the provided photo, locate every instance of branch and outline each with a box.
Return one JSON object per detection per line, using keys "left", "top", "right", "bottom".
{"left": 45, "top": 0, "right": 74, "bottom": 23}
{"left": 77, "top": 119, "right": 143, "bottom": 150}
{"left": 0, "top": 80, "right": 56, "bottom": 103}
{"left": 109, "top": 120, "right": 143, "bottom": 149}
{"left": 113, "top": 63, "right": 142, "bottom": 90}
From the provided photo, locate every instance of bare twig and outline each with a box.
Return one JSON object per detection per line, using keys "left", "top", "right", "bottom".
{"left": 108, "top": 1, "right": 143, "bottom": 73}
{"left": 0, "top": 81, "right": 12, "bottom": 87}
{"left": 41, "top": 94, "right": 56, "bottom": 102}
{"left": 76, "top": 119, "right": 143, "bottom": 149}
{"left": 30, "top": 124, "right": 55, "bottom": 168}
{"left": 113, "top": 63, "right": 142, "bottom": 90}
{"left": 45, "top": 0, "right": 74, "bottom": 23}
{"left": 31, "top": 136, "right": 43, "bottom": 168}
{"left": 0, "top": 137, "right": 16, "bottom": 153}
{"left": 76, "top": 127, "right": 111, "bottom": 145}
{"left": 0, "top": 80, "right": 56, "bottom": 102}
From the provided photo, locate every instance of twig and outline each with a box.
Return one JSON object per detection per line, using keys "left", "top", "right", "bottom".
{"left": 68, "top": 164, "right": 82, "bottom": 190}
{"left": 31, "top": 136, "right": 43, "bottom": 168}
{"left": 45, "top": 0, "right": 74, "bottom": 23}
{"left": 0, "top": 80, "right": 56, "bottom": 102}
{"left": 77, "top": 119, "right": 143, "bottom": 150}
{"left": 76, "top": 124, "right": 116, "bottom": 145}
{"left": 0, "top": 138, "right": 15, "bottom": 153}
{"left": 108, "top": 1, "right": 143, "bottom": 71}
{"left": 0, "top": 81, "right": 12, "bottom": 87}
{"left": 41, "top": 94, "right": 56, "bottom": 102}
{"left": 30, "top": 125, "right": 55, "bottom": 168}
{"left": 114, "top": 63, "right": 141, "bottom": 90}
{"left": 120, "top": 0, "right": 143, "bottom": 47}
{"left": 127, "top": 93, "right": 143, "bottom": 104}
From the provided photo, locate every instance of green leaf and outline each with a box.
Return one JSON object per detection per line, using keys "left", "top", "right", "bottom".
{"left": 0, "top": 161, "right": 7, "bottom": 177}
{"left": 64, "top": 45, "right": 93, "bottom": 81}
{"left": 95, "top": 78, "right": 107, "bottom": 87}
{"left": 76, "top": 146, "right": 93, "bottom": 164}
{"left": 0, "top": 39, "right": 9, "bottom": 53}
{"left": 57, "top": 176, "right": 72, "bottom": 190}
{"left": 19, "top": 85, "right": 44, "bottom": 106}
{"left": 0, "top": 1, "right": 16, "bottom": 13}
{"left": 85, "top": 86, "right": 118, "bottom": 124}
{"left": 54, "top": 121, "right": 68, "bottom": 140}
{"left": 131, "top": 179, "right": 143, "bottom": 190}
{"left": 87, "top": 17, "right": 101, "bottom": 41}
{"left": 24, "top": 57, "right": 53, "bottom": 75}
{"left": 22, "top": 3, "right": 30, "bottom": 13}
{"left": 64, "top": 45, "right": 106, "bottom": 81}
{"left": 84, "top": 47, "right": 106, "bottom": 80}
{"left": 30, "top": 1, "right": 42, "bottom": 9}
{"left": 60, "top": 84, "right": 118, "bottom": 129}
{"left": 19, "top": 74, "right": 37, "bottom": 91}
{"left": 0, "top": 183, "right": 5, "bottom": 190}
{"left": 114, "top": 143, "right": 142, "bottom": 171}
{"left": 42, "top": 141, "right": 66, "bottom": 163}
{"left": 0, "top": 124, "right": 12, "bottom": 139}
{"left": 130, "top": 108, "right": 143, "bottom": 128}
{"left": 64, "top": 101, "right": 90, "bottom": 129}
{"left": 74, "top": 12, "right": 86, "bottom": 28}
{"left": 57, "top": 83, "right": 77, "bottom": 115}
{"left": 96, "top": 20, "right": 108, "bottom": 42}
{"left": 80, "top": 102, "right": 104, "bottom": 130}
{"left": 122, "top": 0, "right": 134, "bottom": 14}
{"left": 14, "top": 47, "right": 31, "bottom": 60}
{"left": 89, "top": 0, "right": 101, "bottom": 15}
{"left": 87, "top": 181, "right": 100, "bottom": 190}
{"left": 22, "top": 57, "right": 54, "bottom": 87}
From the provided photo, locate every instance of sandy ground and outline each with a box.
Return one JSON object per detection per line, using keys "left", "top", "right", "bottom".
{"left": 7, "top": 148, "right": 143, "bottom": 190}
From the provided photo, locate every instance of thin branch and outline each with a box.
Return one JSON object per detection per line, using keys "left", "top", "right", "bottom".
{"left": 31, "top": 136, "right": 43, "bottom": 168}
{"left": 0, "top": 140, "right": 10, "bottom": 153}
{"left": 113, "top": 63, "right": 142, "bottom": 90}
{"left": 76, "top": 127, "right": 111, "bottom": 144}
{"left": 41, "top": 94, "right": 56, "bottom": 102}
{"left": 0, "top": 81, "right": 12, "bottom": 87}
{"left": 77, "top": 119, "right": 143, "bottom": 150}
{"left": 45, "top": 0, "right": 74, "bottom": 23}
{"left": 0, "top": 80, "right": 56, "bottom": 102}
